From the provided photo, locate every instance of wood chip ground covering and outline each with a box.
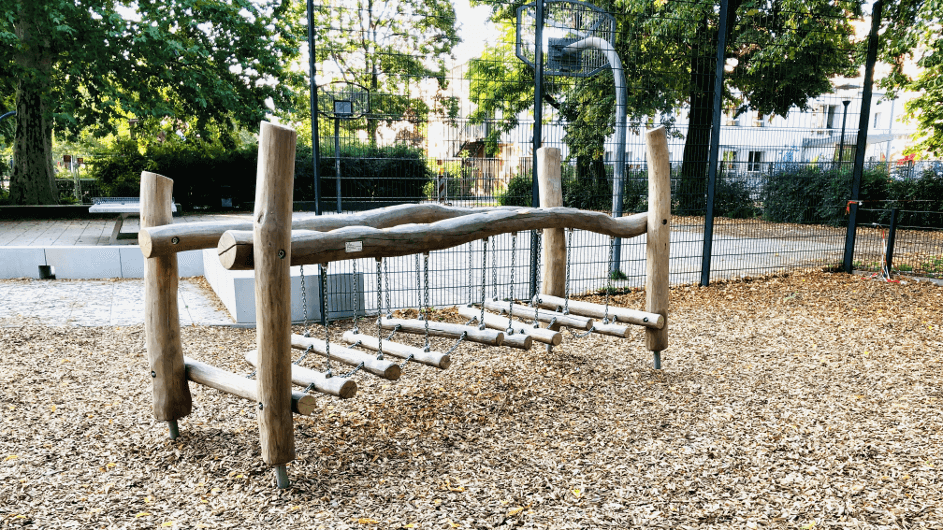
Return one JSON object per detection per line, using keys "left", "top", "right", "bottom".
{"left": 2, "top": 270, "right": 941, "bottom": 529}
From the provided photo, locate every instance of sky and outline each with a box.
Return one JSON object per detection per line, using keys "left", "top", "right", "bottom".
{"left": 451, "top": 0, "right": 502, "bottom": 65}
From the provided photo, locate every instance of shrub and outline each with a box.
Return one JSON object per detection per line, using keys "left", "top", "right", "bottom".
{"left": 762, "top": 165, "right": 889, "bottom": 226}
{"left": 713, "top": 177, "right": 760, "bottom": 219}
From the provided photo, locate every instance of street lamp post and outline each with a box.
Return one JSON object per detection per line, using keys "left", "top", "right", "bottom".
{"left": 838, "top": 99, "right": 851, "bottom": 171}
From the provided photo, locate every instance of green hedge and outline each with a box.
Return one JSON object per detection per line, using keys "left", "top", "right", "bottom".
{"left": 89, "top": 140, "right": 431, "bottom": 210}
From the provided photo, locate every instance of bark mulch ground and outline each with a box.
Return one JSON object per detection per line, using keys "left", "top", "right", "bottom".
{"left": 1, "top": 270, "right": 941, "bottom": 529}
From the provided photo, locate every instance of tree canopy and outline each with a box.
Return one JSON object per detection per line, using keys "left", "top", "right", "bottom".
{"left": 311, "top": 0, "right": 460, "bottom": 143}
{"left": 469, "top": 0, "right": 861, "bottom": 211}
{"left": 879, "top": 0, "right": 943, "bottom": 157}
{"left": 2, "top": 0, "right": 303, "bottom": 204}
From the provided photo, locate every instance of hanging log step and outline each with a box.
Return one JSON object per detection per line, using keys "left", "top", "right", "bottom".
{"left": 588, "top": 321, "right": 632, "bottom": 339}
{"left": 534, "top": 294, "right": 664, "bottom": 329}
{"left": 341, "top": 331, "right": 451, "bottom": 370}
{"left": 183, "top": 357, "right": 317, "bottom": 416}
{"left": 457, "top": 305, "right": 562, "bottom": 346}
{"left": 482, "top": 300, "right": 593, "bottom": 330}
{"left": 244, "top": 350, "right": 357, "bottom": 399}
{"left": 290, "top": 334, "right": 401, "bottom": 381}
{"left": 378, "top": 317, "right": 505, "bottom": 347}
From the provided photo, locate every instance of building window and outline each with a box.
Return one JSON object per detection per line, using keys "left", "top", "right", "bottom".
{"left": 826, "top": 105, "right": 839, "bottom": 129}
{"left": 748, "top": 151, "right": 763, "bottom": 172}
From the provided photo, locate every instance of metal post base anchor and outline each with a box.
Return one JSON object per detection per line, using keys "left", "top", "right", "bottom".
{"left": 167, "top": 420, "right": 180, "bottom": 440}
{"left": 653, "top": 351, "right": 662, "bottom": 370}
{"left": 275, "top": 465, "right": 290, "bottom": 489}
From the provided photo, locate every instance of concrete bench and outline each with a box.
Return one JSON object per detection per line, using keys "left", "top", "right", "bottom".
{"left": 89, "top": 197, "right": 177, "bottom": 245}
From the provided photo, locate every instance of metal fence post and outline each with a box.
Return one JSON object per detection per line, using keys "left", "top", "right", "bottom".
{"left": 885, "top": 207, "right": 899, "bottom": 273}
{"left": 529, "top": 0, "right": 545, "bottom": 300}
{"left": 843, "top": 0, "right": 882, "bottom": 273}
{"left": 699, "top": 0, "right": 730, "bottom": 287}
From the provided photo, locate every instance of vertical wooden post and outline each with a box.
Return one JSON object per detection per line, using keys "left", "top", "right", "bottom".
{"left": 141, "top": 171, "right": 192, "bottom": 436}
{"left": 253, "top": 122, "right": 298, "bottom": 484}
{"left": 537, "top": 147, "right": 564, "bottom": 297}
{"left": 644, "top": 127, "right": 670, "bottom": 362}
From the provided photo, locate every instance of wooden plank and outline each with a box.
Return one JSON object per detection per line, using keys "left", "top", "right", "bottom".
{"left": 219, "top": 208, "right": 649, "bottom": 270}
{"left": 482, "top": 299, "right": 593, "bottom": 330}
{"left": 342, "top": 331, "right": 451, "bottom": 369}
{"left": 142, "top": 171, "right": 192, "bottom": 422}
{"left": 645, "top": 127, "right": 670, "bottom": 352}
{"left": 253, "top": 121, "right": 297, "bottom": 467}
{"left": 291, "top": 333, "right": 402, "bottom": 380}
{"left": 534, "top": 294, "right": 664, "bottom": 329}
{"left": 378, "top": 317, "right": 507, "bottom": 347}
{"left": 456, "top": 305, "right": 562, "bottom": 346}
{"left": 76, "top": 219, "right": 109, "bottom": 246}
{"left": 244, "top": 350, "right": 357, "bottom": 399}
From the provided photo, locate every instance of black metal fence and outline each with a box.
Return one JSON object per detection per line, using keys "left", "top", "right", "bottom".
{"left": 296, "top": 0, "right": 943, "bottom": 315}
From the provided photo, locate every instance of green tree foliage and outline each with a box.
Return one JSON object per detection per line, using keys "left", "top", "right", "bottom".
{"left": 1, "top": 0, "right": 303, "bottom": 204}
{"left": 470, "top": 0, "right": 860, "bottom": 212}
{"left": 879, "top": 0, "right": 943, "bottom": 157}
{"left": 312, "top": 0, "right": 460, "bottom": 143}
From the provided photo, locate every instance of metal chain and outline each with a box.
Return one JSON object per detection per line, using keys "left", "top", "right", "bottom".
{"left": 300, "top": 264, "right": 309, "bottom": 332}
{"left": 506, "top": 233, "right": 516, "bottom": 334}
{"left": 445, "top": 331, "right": 467, "bottom": 356}
{"left": 532, "top": 230, "right": 542, "bottom": 327}
{"left": 384, "top": 258, "right": 392, "bottom": 318}
{"left": 564, "top": 228, "right": 574, "bottom": 315}
{"left": 479, "top": 238, "right": 488, "bottom": 330}
{"left": 351, "top": 260, "right": 360, "bottom": 333}
{"left": 603, "top": 236, "right": 615, "bottom": 325}
{"left": 385, "top": 324, "right": 401, "bottom": 341}
{"left": 423, "top": 253, "right": 431, "bottom": 352}
{"left": 491, "top": 236, "right": 498, "bottom": 301}
{"left": 375, "top": 259, "right": 384, "bottom": 361}
{"left": 466, "top": 241, "right": 473, "bottom": 306}
{"left": 319, "top": 263, "right": 333, "bottom": 378}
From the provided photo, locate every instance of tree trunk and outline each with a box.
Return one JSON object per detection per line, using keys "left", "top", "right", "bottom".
{"left": 10, "top": 1, "right": 58, "bottom": 205}
{"left": 677, "top": 1, "right": 742, "bottom": 215}
{"left": 11, "top": 83, "right": 57, "bottom": 205}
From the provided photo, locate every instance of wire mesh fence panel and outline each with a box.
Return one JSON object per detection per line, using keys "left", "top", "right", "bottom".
{"left": 853, "top": 208, "right": 943, "bottom": 279}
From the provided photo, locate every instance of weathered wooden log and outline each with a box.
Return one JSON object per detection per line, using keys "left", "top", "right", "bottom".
{"left": 244, "top": 350, "right": 357, "bottom": 399}
{"left": 141, "top": 172, "right": 192, "bottom": 424}
{"left": 341, "top": 331, "right": 451, "bottom": 369}
{"left": 377, "top": 317, "right": 505, "bottom": 347}
{"left": 482, "top": 299, "right": 593, "bottom": 330}
{"left": 141, "top": 203, "right": 506, "bottom": 258}
{"left": 533, "top": 294, "right": 664, "bottom": 329}
{"left": 456, "top": 305, "right": 561, "bottom": 346}
{"left": 291, "top": 334, "right": 402, "bottom": 380}
{"left": 184, "top": 357, "right": 317, "bottom": 416}
{"left": 589, "top": 321, "right": 632, "bottom": 339}
{"left": 537, "top": 148, "right": 566, "bottom": 298}
{"left": 645, "top": 127, "right": 670, "bottom": 352}
{"left": 499, "top": 331, "right": 533, "bottom": 350}
{"left": 253, "top": 122, "right": 297, "bottom": 467}
{"left": 219, "top": 207, "right": 648, "bottom": 270}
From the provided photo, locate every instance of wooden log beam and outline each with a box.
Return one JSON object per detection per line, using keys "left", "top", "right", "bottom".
{"left": 140, "top": 203, "right": 504, "bottom": 258}
{"left": 590, "top": 322, "right": 632, "bottom": 339}
{"left": 141, "top": 172, "right": 192, "bottom": 424}
{"left": 341, "top": 331, "right": 451, "bottom": 369}
{"left": 533, "top": 294, "right": 664, "bottom": 330}
{"left": 456, "top": 305, "right": 561, "bottom": 346}
{"left": 253, "top": 122, "right": 297, "bottom": 467}
{"left": 645, "top": 127, "right": 670, "bottom": 353}
{"left": 378, "top": 317, "right": 505, "bottom": 347}
{"left": 219, "top": 207, "right": 648, "bottom": 270}
{"left": 291, "top": 334, "right": 401, "bottom": 380}
{"left": 499, "top": 331, "right": 533, "bottom": 350}
{"left": 537, "top": 148, "right": 565, "bottom": 297}
{"left": 184, "top": 357, "right": 316, "bottom": 416}
{"left": 244, "top": 350, "right": 357, "bottom": 399}
{"left": 482, "top": 299, "right": 593, "bottom": 330}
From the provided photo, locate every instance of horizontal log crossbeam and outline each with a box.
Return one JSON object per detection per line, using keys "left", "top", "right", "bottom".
{"left": 140, "top": 203, "right": 505, "bottom": 258}
{"left": 377, "top": 317, "right": 510, "bottom": 348}
{"left": 535, "top": 294, "right": 665, "bottom": 330}
{"left": 184, "top": 357, "right": 316, "bottom": 416}
{"left": 290, "top": 334, "right": 401, "bottom": 380}
{"left": 482, "top": 300, "right": 594, "bottom": 330}
{"left": 456, "top": 305, "right": 562, "bottom": 346}
{"left": 218, "top": 207, "right": 647, "bottom": 270}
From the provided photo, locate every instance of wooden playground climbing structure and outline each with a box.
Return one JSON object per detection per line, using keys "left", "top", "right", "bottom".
{"left": 139, "top": 121, "right": 670, "bottom": 488}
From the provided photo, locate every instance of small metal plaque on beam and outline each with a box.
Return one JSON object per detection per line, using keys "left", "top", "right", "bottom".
{"left": 345, "top": 241, "right": 363, "bottom": 253}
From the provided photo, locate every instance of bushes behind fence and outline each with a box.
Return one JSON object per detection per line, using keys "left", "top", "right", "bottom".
{"left": 89, "top": 140, "right": 431, "bottom": 210}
